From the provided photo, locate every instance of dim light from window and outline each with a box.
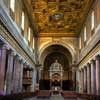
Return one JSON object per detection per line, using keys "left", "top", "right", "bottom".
{"left": 91, "top": 11, "right": 94, "bottom": 30}
{"left": 28, "top": 27, "right": 31, "bottom": 42}
{"left": 21, "top": 12, "right": 24, "bottom": 30}
{"left": 10, "top": 0, "right": 15, "bottom": 12}
{"left": 84, "top": 27, "right": 87, "bottom": 41}
{"left": 33, "top": 38, "right": 34, "bottom": 49}
{"left": 79, "top": 37, "right": 81, "bottom": 49}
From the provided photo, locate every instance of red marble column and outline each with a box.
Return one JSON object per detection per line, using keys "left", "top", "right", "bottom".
{"left": 87, "top": 63, "right": 91, "bottom": 94}
{"left": 95, "top": 55, "right": 100, "bottom": 95}
{"left": 6, "top": 51, "right": 15, "bottom": 94}
{"left": 0, "top": 45, "right": 7, "bottom": 94}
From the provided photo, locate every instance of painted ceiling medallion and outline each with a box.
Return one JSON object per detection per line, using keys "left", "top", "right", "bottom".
{"left": 49, "top": 13, "right": 64, "bottom": 22}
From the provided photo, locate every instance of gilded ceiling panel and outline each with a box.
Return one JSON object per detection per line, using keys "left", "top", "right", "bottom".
{"left": 30, "top": 0, "right": 94, "bottom": 36}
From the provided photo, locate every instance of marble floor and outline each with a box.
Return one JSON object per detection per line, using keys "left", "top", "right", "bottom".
{"left": 23, "top": 94, "right": 84, "bottom": 100}
{"left": 23, "top": 95, "right": 65, "bottom": 100}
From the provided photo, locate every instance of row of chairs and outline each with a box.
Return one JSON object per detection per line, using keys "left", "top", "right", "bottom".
{"left": 61, "top": 91, "right": 100, "bottom": 100}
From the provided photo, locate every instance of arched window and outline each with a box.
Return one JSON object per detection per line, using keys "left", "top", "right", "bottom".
{"left": 28, "top": 27, "right": 31, "bottom": 42}
{"left": 32, "top": 37, "right": 34, "bottom": 49}
{"left": 91, "top": 11, "right": 94, "bottom": 30}
{"left": 79, "top": 37, "right": 81, "bottom": 49}
{"left": 21, "top": 12, "right": 25, "bottom": 30}
{"left": 10, "top": 0, "right": 15, "bottom": 12}
{"left": 84, "top": 27, "right": 87, "bottom": 42}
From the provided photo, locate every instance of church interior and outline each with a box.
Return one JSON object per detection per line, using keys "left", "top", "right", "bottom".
{"left": 0, "top": 0, "right": 100, "bottom": 100}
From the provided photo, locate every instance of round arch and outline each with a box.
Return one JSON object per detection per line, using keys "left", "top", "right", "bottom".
{"left": 38, "top": 41, "right": 76, "bottom": 65}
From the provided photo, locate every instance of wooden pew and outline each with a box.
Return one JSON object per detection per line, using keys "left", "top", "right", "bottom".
{"left": 77, "top": 93, "right": 100, "bottom": 100}
{"left": 0, "top": 92, "right": 37, "bottom": 100}
{"left": 61, "top": 91, "right": 78, "bottom": 99}
{"left": 77, "top": 93, "right": 92, "bottom": 100}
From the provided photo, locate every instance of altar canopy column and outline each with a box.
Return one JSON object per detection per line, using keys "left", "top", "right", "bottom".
{"left": 6, "top": 51, "right": 14, "bottom": 94}
{"left": 87, "top": 63, "right": 91, "bottom": 94}
{"left": 95, "top": 55, "right": 100, "bottom": 95}
{"left": 0, "top": 45, "right": 7, "bottom": 94}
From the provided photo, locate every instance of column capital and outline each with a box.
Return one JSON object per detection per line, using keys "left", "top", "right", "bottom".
{"left": 84, "top": 65, "right": 87, "bottom": 69}
{"left": 1, "top": 44, "right": 7, "bottom": 50}
{"left": 20, "top": 59, "right": 25, "bottom": 64}
{"left": 90, "top": 59, "right": 95, "bottom": 64}
{"left": 4, "top": 44, "right": 11, "bottom": 50}
{"left": 80, "top": 68, "right": 83, "bottom": 72}
{"left": 23, "top": 62, "right": 30, "bottom": 69}
{"left": 14, "top": 55, "right": 21, "bottom": 61}
{"left": 10, "top": 51, "right": 17, "bottom": 56}
{"left": 87, "top": 62, "right": 90, "bottom": 67}
{"left": 95, "top": 55, "right": 100, "bottom": 60}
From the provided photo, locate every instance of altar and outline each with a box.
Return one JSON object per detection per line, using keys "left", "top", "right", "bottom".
{"left": 49, "top": 60, "right": 63, "bottom": 91}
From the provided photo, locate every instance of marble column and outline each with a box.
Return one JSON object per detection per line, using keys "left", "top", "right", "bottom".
{"left": 36, "top": 62, "right": 41, "bottom": 84}
{"left": 36, "top": 66, "right": 41, "bottom": 83}
{"left": 79, "top": 70, "right": 81, "bottom": 93}
{"left": 81, "top": 69, "right": 84, "bottom": 93}
{"left": 0, "top": 45, "right": 7, "bottom": 94}
{"left": 37, "top": 68, "right": 39, "bottom": 83}
{"left": 30, "top": 69, "right": 36, "bottom": 92}
{"left": 72, "top": 70, "right": 76, "bottom": 91}
{"left": 84, "top": 67, "right": 87, "bottom": 93}
{"left": 90, "top": 60, "right": 95, "bottom": 94}
{"left": 18, "top": 59, "right": 24, "bottom": 92}
{"left": 33, "top": 68, "right": 37, "bottom": 91}
{"left": 87, "top": 63, "right": 91, "bottom": 94}
{"left": 6, "top": 51, "right": 15, "bottom": 94}
{"left": 13, "top": 55, "right": 20, "bottom": 93}
{"left": 39, "top": 68, "right": 42, "bottom": 81}
{"left": 71, "top": 65, "right": 77, "bottom": 91}
{"left": 95, "top": 55, "right": 100, "bottom": 95}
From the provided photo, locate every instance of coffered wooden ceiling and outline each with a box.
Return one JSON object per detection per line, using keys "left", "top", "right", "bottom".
{"left": 25, "top": 0, "right": 94, "bottom": 37}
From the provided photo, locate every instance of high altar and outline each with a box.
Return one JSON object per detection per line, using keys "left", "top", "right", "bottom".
{"left": 49, "top": 60, "right": 64, "bottom": 91}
